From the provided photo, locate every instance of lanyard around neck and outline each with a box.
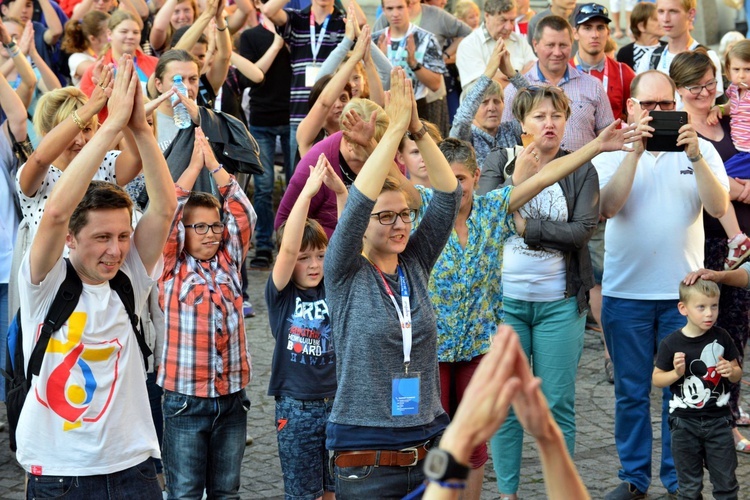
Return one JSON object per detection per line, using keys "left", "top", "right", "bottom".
{"left": 372, "top": 262, "right": 413, "bottom": 371}
{"left": 310, "top": 12, "right": 331, "bottom": 64}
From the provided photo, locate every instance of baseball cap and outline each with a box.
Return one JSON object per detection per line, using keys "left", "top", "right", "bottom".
{"left": 574, "top": 3, "right": 612, "bottom": 26}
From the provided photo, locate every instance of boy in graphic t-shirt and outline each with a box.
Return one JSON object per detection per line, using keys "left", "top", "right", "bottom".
{"left": 653, "top": 279, "right": 742, "bottom": 499}
{"left": 265, "top": 154, "right": 347, "bottom": 500}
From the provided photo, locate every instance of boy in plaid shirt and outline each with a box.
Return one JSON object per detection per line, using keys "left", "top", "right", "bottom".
{"left": 158, "top": 129, "right": 257, "bottom": 498}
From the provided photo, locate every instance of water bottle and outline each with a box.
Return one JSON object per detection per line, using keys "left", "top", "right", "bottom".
{"left": 171, "top": 75, "right": 191, "bottom": 129}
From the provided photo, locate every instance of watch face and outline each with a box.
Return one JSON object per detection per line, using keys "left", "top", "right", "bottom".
{"left": 424, "top": 449, "right": 448, "bottom": 479}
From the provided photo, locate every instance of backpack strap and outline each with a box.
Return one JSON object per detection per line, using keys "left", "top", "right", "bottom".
{"left": 649, "top": 44, "right": 667, "bottom": 70}
{"left": 109, "top": 270, "right": 152, "bottom": 371}
{"left": 27, "top": 259, "right": 83, "bottom": 378}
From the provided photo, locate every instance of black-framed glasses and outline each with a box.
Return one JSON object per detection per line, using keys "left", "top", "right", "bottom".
{"left": 184, "top": 223, "right": 225, "bottom": 234}
{"left": 577, "top": 3, "right": 609, "bottom": 16}
{"left": 683, "top": 79, "right": 718, "bottom": 95}
{"left": 630, "top": 97, "right": 676, "bottom": 111}
{"left": 370, "top": 209, "right": 417, "bottom": 225}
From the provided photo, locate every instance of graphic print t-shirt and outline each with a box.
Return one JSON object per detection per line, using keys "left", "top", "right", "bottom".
{"left": 17, "top": 241, "right": 162, "bottom": 476}
{"left": 266, "top": 276, "right": 336, "bottom": 399}
{"left": 655, "top": 326, "right": 740, "bottom": 419}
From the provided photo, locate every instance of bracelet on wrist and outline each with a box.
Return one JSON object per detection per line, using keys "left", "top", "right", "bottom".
{"left": 687, "top": 152, "right": 703, "bottom": 163}
{"left": 216, "top": 25, "right": 228, "bottom": 31}
{"left": 210, "top": 164, "right": 223, "bottom": 174}
{"left": 406, "top": 124, "right": 428, "bottom": 141}
{"left": 71, "top": 110, "right": 87, "bottom": 130}
{"left": 3, "top": 40, "right": 16, "bottom": 50}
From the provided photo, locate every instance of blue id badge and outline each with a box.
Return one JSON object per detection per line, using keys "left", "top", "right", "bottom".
{"left": 392, "top": 373, "right": 420, "bottom": 416}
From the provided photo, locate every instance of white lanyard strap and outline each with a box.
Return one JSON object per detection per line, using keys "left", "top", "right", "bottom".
{"left": 310, "top": 12, "right": 331, "bottom": 64}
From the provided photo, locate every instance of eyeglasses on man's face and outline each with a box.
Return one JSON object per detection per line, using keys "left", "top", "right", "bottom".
{"left": 631, "top": 97, "right": 676, "bottom": 111}
{"left": 370, "top": 209, "right": 418, "bottom": 225}
{"left": 184, "top": 223, "right": 226, "bottom": 234}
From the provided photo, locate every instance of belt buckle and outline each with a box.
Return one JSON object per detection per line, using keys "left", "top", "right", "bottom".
{"left": 400, "top": 447, "right": 419, "bottom": 467}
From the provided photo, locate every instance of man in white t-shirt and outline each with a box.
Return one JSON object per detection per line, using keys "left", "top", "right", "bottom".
{"left": 592, "top": 70, "right": 729, "bottom": 500}
{"left": 17, "top": 57, "right": 177, "bottom": 498}
{"left": 634, "top": 0, "right": 723, "bottom": 108}
{"left": 456, "top": 0, "right": 537, "bottom": 94}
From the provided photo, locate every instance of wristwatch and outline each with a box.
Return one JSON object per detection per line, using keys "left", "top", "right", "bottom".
{"left": 407, "top": 124, "right": 428, "bottom": 141}
{"left": 423, "top": 448, "right": 470, "bottom": 481}
{"left": 409, "top": 62, "right": 423, "bottom": 72}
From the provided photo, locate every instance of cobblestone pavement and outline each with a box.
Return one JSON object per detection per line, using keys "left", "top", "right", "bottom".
{"left": 0, "top": 265, "right": 748, "bottom": 498}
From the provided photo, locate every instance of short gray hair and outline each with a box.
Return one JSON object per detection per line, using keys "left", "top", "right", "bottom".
{"left": 484, "top": 0, "right": 516, "bottom": 16}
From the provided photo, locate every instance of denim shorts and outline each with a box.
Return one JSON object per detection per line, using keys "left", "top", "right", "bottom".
{"left": 276, "top": 396, "right": 334, "bottom": 500}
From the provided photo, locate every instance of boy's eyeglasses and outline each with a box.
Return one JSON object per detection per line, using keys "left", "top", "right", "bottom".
{"left": 630, "top": 97, "right": 676, "bottom": 111}
{"left": 370, "top": 209, "right": 417, "bottom": 225}
{"left": 683, "top": 80, "right": 718, "bottom": 95}
{"left": 185, "top": 223, "right": 226, "bottom": 234}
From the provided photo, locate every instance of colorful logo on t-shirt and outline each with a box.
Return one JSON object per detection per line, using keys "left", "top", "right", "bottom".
{"left": 35, "top": 312, "right": 122, "bottom": 431}
{"left": 286, "top": 297, "right": 334, "bottom": 365}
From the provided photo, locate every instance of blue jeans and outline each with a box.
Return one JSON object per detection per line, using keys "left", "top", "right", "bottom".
{"left": 146, "top": 371, "right": 164, "bottom": 474}
{"left": 162, "top": 389, "right": 250, "bottom": 500}
{"left": 26, "top": 459, "right": 161, "bottom": 499}
{"left": 334, "top": 460, "right": 426, "bottom": 499}
{"left": 249, "top": 124, "right": 291, "bottom": 251}
{"left": 276, "top": 396, "right": 334, "bottom": 499}
{"left": 669, "top": 415, "right": 738, "bottom": 499}
{"left": 601, "top": 297, "right": 681, "bottom": 494}
{"left": 490, "top": 296, "right": 585, "bottom": 494}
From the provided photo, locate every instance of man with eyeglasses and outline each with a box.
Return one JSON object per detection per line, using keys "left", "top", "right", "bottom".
{"left": 634, "top": 0, "right": 723, "bottom": 109}
{"left": 591, "top": 70, "right": 729, "bottom": 500}
{"left": 455, "top": 0, "right": 536, "bottom": 93}
{"left": 502, "top": 15, "right": 614, "bottom": 152}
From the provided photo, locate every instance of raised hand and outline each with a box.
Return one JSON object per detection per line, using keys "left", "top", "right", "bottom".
{"left": 105, "top": 55, "right": 138, "bottom": 129}
{"left": 188, "top": 130, "right": 206, "bottom": 170}
{"left": 483, "top": 38, "right": 504, "bottom": 79}
{"left": 341, "top": 109, "right": 377, "bottom": 148}
{"left": 196, "top": 128, "right": 221, "bottom": 171}
{"left": 301, "top": 154, "right": 331, "bottom": 199}
{"left": 596, "top": 119, "right": 642, "bottom": 153}
{"left": 352, "top": 24, "right": 369, "bottom": 61}
{"left": 322, "top": 160, "right": 347, "bottom": 195}
{"left": 85, "top": 64, "right": 112, "bottom": 114}
{"left": 345, "top": 2, "right": 360, "bottom": 40}
{"left": 0, "top": 19, "right": 11, "bottom": 46}
{"left": 405, "top": 33, "right": 417, "bottom": 67}
{"left": 128, "top": 72, "right": 150, "bottom": 132}
{"left": 513, "top": 143, "right": 541, "bottom": 184}
{"left": 677, "top": 122, "right": 700, "bottom": 159}
{"left": 630, "top": 109, "right": 653, "bottom": 155}
{"left": 384, "top": 67, "right": 413, "bottom": 133}
{"left": 18, "top": 21, "right": 34, "bottom": 55}
{"left": 376, "top": 33, "right": 387, "bottom": 55}
{"left": 172, "top": 88, "right": 200, "bottom": 125}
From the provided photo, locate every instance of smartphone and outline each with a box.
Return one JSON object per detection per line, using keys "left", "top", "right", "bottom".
{"left": 646, "top": 111, "right": 688, "bottom": 152}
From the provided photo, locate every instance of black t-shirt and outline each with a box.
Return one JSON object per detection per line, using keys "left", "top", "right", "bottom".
{"left": 655, "top": 326, "right": 740, "bottom": 419}
{"left": 265, "top": 275, "right": 336, "bottom": 399}
{"left": 238, "top": 26, "right": 292, "bottom": 128}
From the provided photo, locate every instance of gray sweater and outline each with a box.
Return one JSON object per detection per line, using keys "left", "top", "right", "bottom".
{"left": 324, "top": 184, "right": 461, "bottom": 429}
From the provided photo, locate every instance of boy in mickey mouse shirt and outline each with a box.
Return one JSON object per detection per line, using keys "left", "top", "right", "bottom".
{"left": 653, "top": 279, "right": 742, "bottom": 499}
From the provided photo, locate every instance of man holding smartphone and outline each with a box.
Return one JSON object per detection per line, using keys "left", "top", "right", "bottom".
{"left": 591, "top": 69, "right": 729, "bottom": 500}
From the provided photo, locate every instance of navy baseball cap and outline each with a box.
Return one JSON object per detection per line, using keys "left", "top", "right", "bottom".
{"left": 574, "top": 3, "right": 612, "bottom": 26}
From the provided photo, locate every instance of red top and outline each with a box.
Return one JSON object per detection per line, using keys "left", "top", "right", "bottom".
{"left": 570, "top": 55, "right": 635, "bottom": 121}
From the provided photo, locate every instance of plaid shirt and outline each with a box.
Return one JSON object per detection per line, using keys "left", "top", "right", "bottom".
{"left": 158, "top": 178, "right": 257, "bottom": 397}
{"left": 502, "top": 63, "right": 614, "bottom": 152}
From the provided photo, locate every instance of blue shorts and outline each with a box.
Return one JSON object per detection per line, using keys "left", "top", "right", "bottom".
{"left": 276, "top": 396, "right": 335, "bottom": 500}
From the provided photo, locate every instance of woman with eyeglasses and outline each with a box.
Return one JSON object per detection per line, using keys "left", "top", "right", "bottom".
{"left": 478, "top": 84, "right": 601, "bottom": 500}
{"left": 670, "top": 48, "right": 750, "bottom": 453}
{"left": 322, "top": 67, "right": 459, "bottom": 497}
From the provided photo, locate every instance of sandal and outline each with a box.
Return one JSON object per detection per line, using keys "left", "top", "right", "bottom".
{"left": 738, "top": 407, "right": 750, "bottom": 426}
{"left": 735, "top": 438, "right": 750, "bottom": 453}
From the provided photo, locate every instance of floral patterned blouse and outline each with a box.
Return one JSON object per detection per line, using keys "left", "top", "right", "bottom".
{"left": 417, "top": 184, "right": 515, "bottom": 362}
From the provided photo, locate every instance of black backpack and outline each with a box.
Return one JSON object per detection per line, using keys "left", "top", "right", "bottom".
{"left": 2, "top": 259, "right": 152, "bottom": 452}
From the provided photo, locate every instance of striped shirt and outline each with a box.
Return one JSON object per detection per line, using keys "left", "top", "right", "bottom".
{"left": 728, "top": 83, "right": 750, "bottom": 153}
{"left": 283, "top": 6, "right": 346, "bottom": 126}
{"left": 501, "top": 63, "right": 614, "bottom": 152}
{"left": 158, "top": 178, "right": 257, "bottom": 397}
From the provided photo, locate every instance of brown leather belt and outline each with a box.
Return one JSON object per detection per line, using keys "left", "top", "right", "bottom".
{"left": 333, "top": 443, "right": 430, "bottom": 468}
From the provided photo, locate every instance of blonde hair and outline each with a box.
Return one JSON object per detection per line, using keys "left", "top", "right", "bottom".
{"left": 453, "top": 0, "right": 479, "bottom": 22}
{"left": 340, "top": 98, "right": 390, "bottom": 142}
{"left": 678, "top": 279, "right": 720, "bottom": 303}
{"left": 34, "top": 87, "right": 94, "bottom": 137}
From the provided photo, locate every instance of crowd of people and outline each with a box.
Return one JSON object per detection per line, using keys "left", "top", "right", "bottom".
{"left": 2, "top": 0, "right": 750, "bottom": 497}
